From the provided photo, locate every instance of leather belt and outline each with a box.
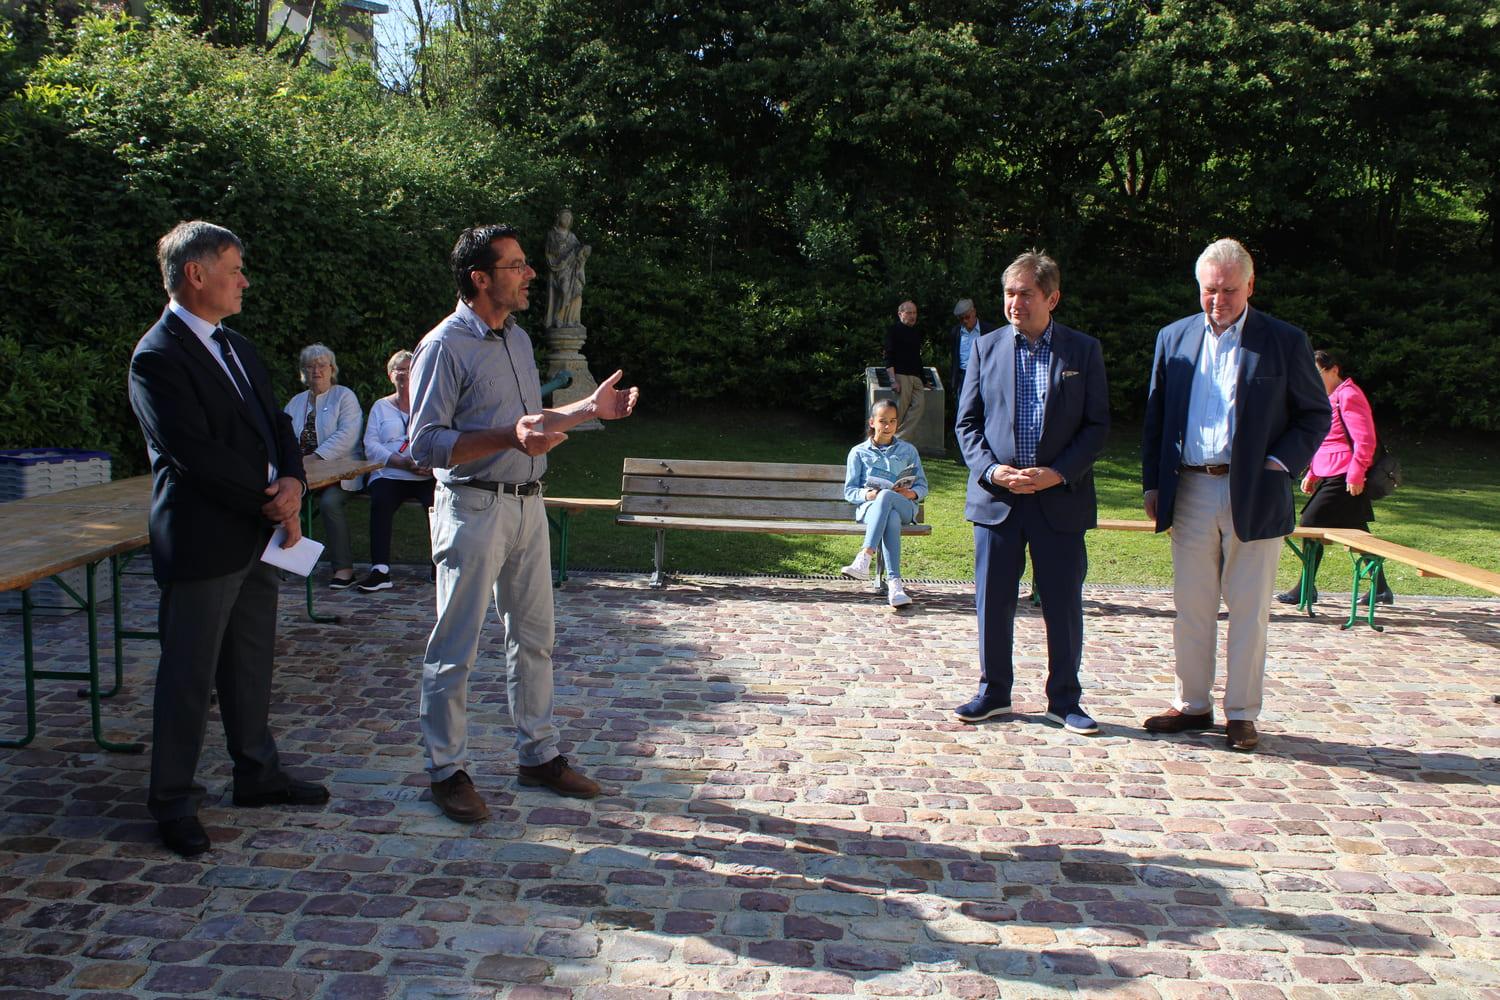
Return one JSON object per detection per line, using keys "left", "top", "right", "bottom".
{"left": 461, "top": 479, "right": 543, "bottom": 496}
{"left": 1181, "top": 464, "right": 1230, "bottom": 477}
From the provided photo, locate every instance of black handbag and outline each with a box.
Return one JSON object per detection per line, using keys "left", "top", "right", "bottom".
{"left": 1362, "top": 444, "right": 1402, "bottom": 501}
{"left": 1336, "top": 394, "right": 1400, "bottom": 501}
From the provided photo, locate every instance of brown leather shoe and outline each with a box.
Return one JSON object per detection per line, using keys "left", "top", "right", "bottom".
{"left": 430, "top": 770, "right": 489, "bottom": 823}
{"left": 1226, "top": 720, "right": 1260, "bottom": 751}
{"left": 1143, "top": 708, "right": 1215, "bottom": 733}
{"left": 517, "top": 755, "right": 600, "bottom": 799}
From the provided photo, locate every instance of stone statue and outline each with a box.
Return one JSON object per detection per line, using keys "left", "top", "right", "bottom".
{"left": 542, "top": 205, "right": 601, "bottom": 428}
{"left": 545, "top": 207, "right": 590, "bottom": 329}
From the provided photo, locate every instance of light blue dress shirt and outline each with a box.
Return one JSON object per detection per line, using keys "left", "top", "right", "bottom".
{"left": 1182, "top": 311, "right": 1244, "bottom": 466}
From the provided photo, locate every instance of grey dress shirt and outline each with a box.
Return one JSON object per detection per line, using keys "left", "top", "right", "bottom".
{"left": 408, "top": 300, "right": 545, "bottom": 486}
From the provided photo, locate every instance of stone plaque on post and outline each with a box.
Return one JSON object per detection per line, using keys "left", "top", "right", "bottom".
{"left": 544, "top": 206, "right": 601, "bottom": 429}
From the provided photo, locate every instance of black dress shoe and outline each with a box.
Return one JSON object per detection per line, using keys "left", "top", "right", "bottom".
{"left": 159, "top": 816, "right": 210, "bottom": 857}
{"left": 233, "top": 779, "right": 330, "bottom": 808}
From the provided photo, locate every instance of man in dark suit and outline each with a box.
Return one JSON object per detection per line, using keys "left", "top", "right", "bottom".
{"left": 128, "top": 221, "right": 329, "bottom": 857}
{"left": 954, "top": 251, "right": 1110, "bottom": 734}
{"left": 1140, "top": 238, "right": 1330, "bottom": 751}
{"left": 948, "top": 297, "right": 995, "bottom": 402}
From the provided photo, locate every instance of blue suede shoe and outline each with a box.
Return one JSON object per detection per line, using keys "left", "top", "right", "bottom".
{"left": 955, "top": 693, "right": 1012, "bottom": 723}
{"left": 1044, "top": 709, "right": 1099, "bottom": 735}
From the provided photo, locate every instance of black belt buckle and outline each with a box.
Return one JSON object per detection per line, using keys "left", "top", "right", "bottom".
{"left": 461, "top": 478, "right": 543, "bottom": 496}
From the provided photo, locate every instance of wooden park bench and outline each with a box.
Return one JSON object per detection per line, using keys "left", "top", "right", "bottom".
{"left": 616, "top": 458, "right": 931, "bottom": 588}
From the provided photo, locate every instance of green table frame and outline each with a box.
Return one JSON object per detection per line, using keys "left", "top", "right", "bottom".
{"left": 2, "top": 553, "right": 149, "bottom": 753}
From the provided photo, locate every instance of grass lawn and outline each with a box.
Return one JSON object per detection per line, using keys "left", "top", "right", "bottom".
{"left": 341, "top": 406, "right": 1499, "bottom": 598}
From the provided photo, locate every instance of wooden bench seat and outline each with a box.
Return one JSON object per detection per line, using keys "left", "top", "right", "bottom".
{"left": 617, "top": 458, "right": 930, "bottom": 587}
{"left": 1320, "top": 529, "right": 1500, "bottom": 595}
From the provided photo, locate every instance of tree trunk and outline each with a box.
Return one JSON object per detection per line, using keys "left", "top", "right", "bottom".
{"left": 290, "top": 0, "right": 322, "bottom": 68}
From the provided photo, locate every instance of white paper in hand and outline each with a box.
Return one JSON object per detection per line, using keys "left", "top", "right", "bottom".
{"left": 261, "top": 526, "right": 324, "bottom": 576}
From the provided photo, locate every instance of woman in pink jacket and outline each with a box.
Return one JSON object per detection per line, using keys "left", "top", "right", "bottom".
{"left": 1276, "top": 350, "right": 1393, "bottom": 606}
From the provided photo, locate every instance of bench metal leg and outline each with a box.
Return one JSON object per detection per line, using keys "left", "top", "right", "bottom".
{"left": 302, "top": 491, "right": 337, "bottom": 623}
{"left": 650, "top": 529, "right": 667, "bottom": 588}
{"left": 111, "top": 552, "right": 158, "bottom": 688}
{"left": 1, "top": 588, "right": 38, "bottom": 748}
{"left": 545, "top": 508, "right": 571, "bottom": 587}
{"left": 1284, "top": 538, "right": 1320, "bottom": 617}
{"left": 1341, "top": 552, "right": 1386, "bottom": 632}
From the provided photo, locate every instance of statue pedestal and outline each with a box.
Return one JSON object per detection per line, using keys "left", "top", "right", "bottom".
{"left": 545, "top": 323, "right": 602, "bottom": 430}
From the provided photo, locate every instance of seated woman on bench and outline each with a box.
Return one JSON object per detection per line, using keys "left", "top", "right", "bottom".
{"left": 357, "top": 349, "right": 435, "bottom": 592}
{"left": 841, "top": 399, "right": 929, "bottom": 608}
{"left": 285, "top": 343, "right": 363, "bottom": 589}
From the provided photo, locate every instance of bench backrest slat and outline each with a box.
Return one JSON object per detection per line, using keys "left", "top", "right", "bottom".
{"left": 622, "top": 475, "right": 845, "bottom": 501}
{"left": 621, "top": 495, "right": 855, "bottom": 521}
{"left": 622, "top": 458, "right": 845, "bottom": 481}
{"left": 620, "top": 457, "right": 925, "bottom": 526}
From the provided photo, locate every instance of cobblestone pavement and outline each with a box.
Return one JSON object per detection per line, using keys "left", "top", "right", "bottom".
{"left": 2, "top": 569, "right": 1498, "bottom": 1000}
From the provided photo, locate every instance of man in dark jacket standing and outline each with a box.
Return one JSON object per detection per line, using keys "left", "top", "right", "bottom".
{"left": 128, "top": 221, "right": 329, "bottom": 857}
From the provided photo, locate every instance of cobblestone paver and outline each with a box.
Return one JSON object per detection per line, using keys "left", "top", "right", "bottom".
{"left": 2, "top": 570, "right": 1497, "bottom": 999}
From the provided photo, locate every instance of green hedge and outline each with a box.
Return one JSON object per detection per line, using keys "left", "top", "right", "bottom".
{"left": 0, "top": 16, "right": 529, "bottom": 473}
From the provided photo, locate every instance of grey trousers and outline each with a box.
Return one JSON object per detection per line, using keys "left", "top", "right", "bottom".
{"left": 420, "top": 483, "right": 558, "bottom": 780}
{"left": 148, "top": 554, "right": 287, "bottom": 822}
{"left": 315, "top": 485, "right": 352, "bottom": 571}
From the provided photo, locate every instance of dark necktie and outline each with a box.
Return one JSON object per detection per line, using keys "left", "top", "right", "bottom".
{"left": 213, "top": 329, "right": 256, "bottom": 401}
{"left": 212, "top": 329, "right": 278, "bottom": 466}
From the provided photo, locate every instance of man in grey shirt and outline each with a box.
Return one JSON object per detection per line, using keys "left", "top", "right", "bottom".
{"left": 408, "top": 223, "right": 638, "bottom": 823}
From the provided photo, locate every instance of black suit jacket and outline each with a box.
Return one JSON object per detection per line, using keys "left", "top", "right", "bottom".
{"left": 1141, "top": 307, "right": 1330, "bottom": 541}
{"left": 956, "top": 322, "right": 1110, "bottom": 532}
{"left": 128, "top": 308, "right": 304, "bottom": 583}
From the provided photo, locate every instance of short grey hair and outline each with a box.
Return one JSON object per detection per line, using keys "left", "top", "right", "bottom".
{"left": 953, "top": 298, "right": 975, "bottom": 318}
{"left": 1196, "top": 238, "right": 1254, "bottom": 283}
{"left": 386, "top": 349, "right": 413, "bottom": 377}
{"left": 298, "top": 343, "right": 338, "bottom": 385}
{"left": 157, "top": 220, "right": 242, "bottom": 294}
{"left": 1002, "top": 250, "right": 1060, "bottom": 297}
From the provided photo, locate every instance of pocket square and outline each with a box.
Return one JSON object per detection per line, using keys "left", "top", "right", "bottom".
{"left": 1061, "top": 370, "right": 1081, "bottom": 378}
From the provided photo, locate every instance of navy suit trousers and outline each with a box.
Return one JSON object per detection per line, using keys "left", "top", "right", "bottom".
{"left": 973, "top": 494, "right": 1087, "bottom": 714}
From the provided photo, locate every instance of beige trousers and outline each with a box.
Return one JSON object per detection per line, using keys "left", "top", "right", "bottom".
{"left": 1169, "top": 470, "right": 1282, "bottom": 721}
{"left": 894, "top": 373, "right": 925, "bottom": 439}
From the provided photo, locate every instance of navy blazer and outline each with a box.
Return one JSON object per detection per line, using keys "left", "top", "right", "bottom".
{"left": 1141, "top": 307, "right": 1330, "bottom": 542}
{"left": 128, "top": 308, "right": 305, "bottom": 583}
{"left": 956, "top": 322, "right": 1110, "bottom": 532}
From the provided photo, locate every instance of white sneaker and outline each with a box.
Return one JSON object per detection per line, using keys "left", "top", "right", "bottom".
{"left": 887, "top": 577, "right": 912, "bottom": 608}
{"left": 841, "top": 548, "right": 872, "bottom": 581}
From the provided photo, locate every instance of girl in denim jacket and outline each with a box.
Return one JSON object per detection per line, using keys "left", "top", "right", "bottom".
{"left": 841, "top": 399, "right": 929, "bottom": 607}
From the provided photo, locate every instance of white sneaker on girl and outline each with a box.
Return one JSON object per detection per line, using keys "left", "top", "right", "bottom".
{"left": 887, "top": 577, "right": 912, "bottom": 607}
{"left": 841, "top": 548, "right": 872, "bottom": 581}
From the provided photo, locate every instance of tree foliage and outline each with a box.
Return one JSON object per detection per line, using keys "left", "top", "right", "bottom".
{"left": 1, "top": 0, "right": 1497, "bottom": 469}
{"left": 0, "top": 14, "right": 527, "bottom": 469}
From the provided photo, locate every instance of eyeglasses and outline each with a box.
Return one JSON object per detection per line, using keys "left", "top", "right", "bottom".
{"left": 480, "top": 261, "right": 534, "bottom": 274}
{"left": 303, "top": 361, "right": 333, "bottom": 373}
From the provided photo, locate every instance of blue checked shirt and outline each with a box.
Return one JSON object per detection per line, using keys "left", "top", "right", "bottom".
{"left": 1013, "top": 323, "right": 1053, "bottom": 467}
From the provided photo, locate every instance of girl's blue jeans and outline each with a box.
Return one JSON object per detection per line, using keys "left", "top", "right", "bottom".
{"left": 857, "top": 490, "right": 917, "bottom": 578}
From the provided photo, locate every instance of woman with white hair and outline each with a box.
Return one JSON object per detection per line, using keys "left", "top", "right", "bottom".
{"left": 357, "top": 349, "right": 434, "bottom": 592}
{"left": 284, "top": 343, "right": 363, "bottom": 588}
